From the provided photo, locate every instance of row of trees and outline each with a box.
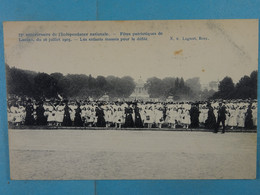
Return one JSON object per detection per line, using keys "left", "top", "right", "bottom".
{"left": 145, "top": 77, "right": 199, "bottom": 100}
{"left": 212, "top": 70, "right": 257, "bottom": 100}
{"left": 142, "top": 71, "right": 257, "bottom": 101}
{"left": 5, "top": 65, "right": 135, "bottom": 99}
{"left": 144, "top": 77, "right": 216, "bottom": 101}
{"left": 5, "top": 64, "right": 257, "bottom": 101}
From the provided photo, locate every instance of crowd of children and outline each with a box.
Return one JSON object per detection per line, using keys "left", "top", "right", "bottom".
{"left": 7, "top": 98, "right": 257, "bottom": 130}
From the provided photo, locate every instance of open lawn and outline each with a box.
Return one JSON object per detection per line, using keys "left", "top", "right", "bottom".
{"left": 9, "top": 129, "right": 257, "bottom": 180}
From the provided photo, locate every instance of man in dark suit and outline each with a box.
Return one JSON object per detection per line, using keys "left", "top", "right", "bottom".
{"left": 214, "top": 102, "right": 227, "bottom": 133}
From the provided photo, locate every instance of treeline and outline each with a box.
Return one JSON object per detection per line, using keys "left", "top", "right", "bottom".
{"left": 212, "top": 70, "right": 257, "bottom": 100}
{"left": 145, "top": 77, "right": 192, "bottom": 100}
{"left": 137, "top": 70, "right": 257, "bottom": 101}
{"left": 144, "top": 77, "right": 215, "bottom": 100}
{"left": 5, "top": 64, "right": 257, "bottom": 101}
{"left": 5, "top": 65, "right": 136, "bottom": 99}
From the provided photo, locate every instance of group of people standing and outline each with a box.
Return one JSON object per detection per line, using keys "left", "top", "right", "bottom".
{"left": 7, "top": 98, "right": 257, "bottom": 132}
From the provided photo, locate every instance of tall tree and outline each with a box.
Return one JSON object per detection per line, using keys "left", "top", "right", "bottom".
{"left": 145, "top": 77, "right": 164, "bottom": 98}
{"left": 250, "top": 70, "right": 257, "bottom": 99}
{"left": 212, "top": 76, "right": 235, "bottom": 99}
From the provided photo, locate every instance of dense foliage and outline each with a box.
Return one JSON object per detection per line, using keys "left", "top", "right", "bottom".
{"left": 212, "top": 71, "right": 257, "bottom": 100}
{"left": 5, "top": 64, "right": 257, "bottom": 101}
{"left": 144, "top": 76, "right": 216, "bottom": 101}
{"left": 145, "top": 77, "right": 194, "bottom": 100}
{"left": 5, "top": 65, "right": 136, "bottom": 100}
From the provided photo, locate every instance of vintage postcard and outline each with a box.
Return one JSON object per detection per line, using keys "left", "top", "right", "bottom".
{"left": 3, "top": 20, "right": 258, "bottom": 180}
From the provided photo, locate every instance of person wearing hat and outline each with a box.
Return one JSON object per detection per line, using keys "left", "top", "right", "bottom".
{"left": 205, "top": 102, "right": 216, "bottom": 130}
{"left": 74, "top": 102, "right": 83, "bottom": 127}
{"left": 36, "top": 100, "right": 47, "bottom": 126}
{"left": 62, "top": 100, "right": 72, "bottom": 126}
{"left": 189, "top": 103, "right": 200, "bottom": 128}
{"left": 114, "top": 107, "right": 124, "bottom": 128}
{"left": 144, "top": 106, "right": 154, "bottom": 129}
{"left": 245, "top": 103, "right": 253, "bottom": 129}
{"left": 182, "top": 108, "right": 191, "bottom": 129}
{"left": 252, "top": 105, "right": 257, "bottom": 127}
{"left": 96, "top": 103, "right": 106, "bottom": 127}
{"left": 237, "top": 107, "right": 245, "bottom": 128}
{"left": 134, "top": 103, "right": 143, "bottom": 128}
{"left": 155, "top": 107, "right": 164, "bottom": 129}
{"left": 24, "top": 99, "right": 35, "bottom": 125}
{"left": 124, "top": 102, "right": 134, "bottom": 128}
{"left": 214, "top": 102, "right": 227, "bottom": 133}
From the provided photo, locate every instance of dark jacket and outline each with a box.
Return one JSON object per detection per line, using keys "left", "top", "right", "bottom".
{"left": 218, "top": 105, "right": 227, "bottom": 121}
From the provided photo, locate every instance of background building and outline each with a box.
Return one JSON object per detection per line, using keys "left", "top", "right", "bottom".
{"left": 129, "top": 77, "right": 149, "bottom": 100}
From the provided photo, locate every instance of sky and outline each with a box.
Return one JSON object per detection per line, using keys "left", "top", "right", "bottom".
{"left": 3, "top": 20, "right": 258, "bottom": 84}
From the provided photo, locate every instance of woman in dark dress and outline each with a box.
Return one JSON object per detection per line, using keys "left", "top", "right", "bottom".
{"left": 36, "top": 101, "right": 47, "bottom": 126}
{"left": 124, "top": 103, "right": 134, "bottom": 128}
{"left": 74, "top": 102, "right": 83, "bottom": 127}
{"left": 189, "top": 103, "right": 200, "bottom": 128}
{"left": 245, "top": 104, "right": 253, "bottom": 129}
{"left": 24, "top": 99, "right": 35, "bottom": 125}
{"left": 62, "top": 100, "right": 72, "bottom": 126}
{"left": 205, "top": 102, "right": 216, "bottom": 129}
{"left": 134, "top": 103, "right": 143, "bottom": 128}
{"left": 96, "top": 103, "right": 106, "bottom": 127}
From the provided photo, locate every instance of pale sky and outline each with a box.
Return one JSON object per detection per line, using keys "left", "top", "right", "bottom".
{"left": 3, "top": 20, "right": 258, "bottom": 84}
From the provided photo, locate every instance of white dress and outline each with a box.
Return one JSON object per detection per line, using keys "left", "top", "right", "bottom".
{"left": 227, "top": 109, "right": 237, "bottom": 126}
{"left": 48, "top": 111, "right": 56, "bottom": 123}
{"left": 70, "top": 109, "right": 76, "bottom": 122}
{"left": 237, "top": 110, "right": 245, "bottom": 127}
{"left": 14, "top": 111, "right": 23, "bottom": 123}
{"left": 168, "top": 109, "right": 177, "bottom": 124}
{"left": 154, "top": 109, "right": 164, "bottom": 124}
{"left": 56, "top": 106, "right": 64, "bottom": 123}
{"left": 144, "top": 110, "right": 154, "bottom": 124}
{"left": 104, "top": 109, "right": 113, "bottom": 123}
{"left": 140, "top": 109, "right": 146, "bottom": 124}
{"left": 182, "top": 110, "right": 191, "bottom": 125}
{"left": 114, "top": 110, "right": 124, "bottom": 124}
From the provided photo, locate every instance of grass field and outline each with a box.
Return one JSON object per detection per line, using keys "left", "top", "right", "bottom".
{"left": 9, "top": 129, "right": 257, "bottom": 180}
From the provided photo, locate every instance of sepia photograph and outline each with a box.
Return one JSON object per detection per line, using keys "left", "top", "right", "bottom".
{"left": 3, "top": 19, "right": 258, "bottom": 180}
